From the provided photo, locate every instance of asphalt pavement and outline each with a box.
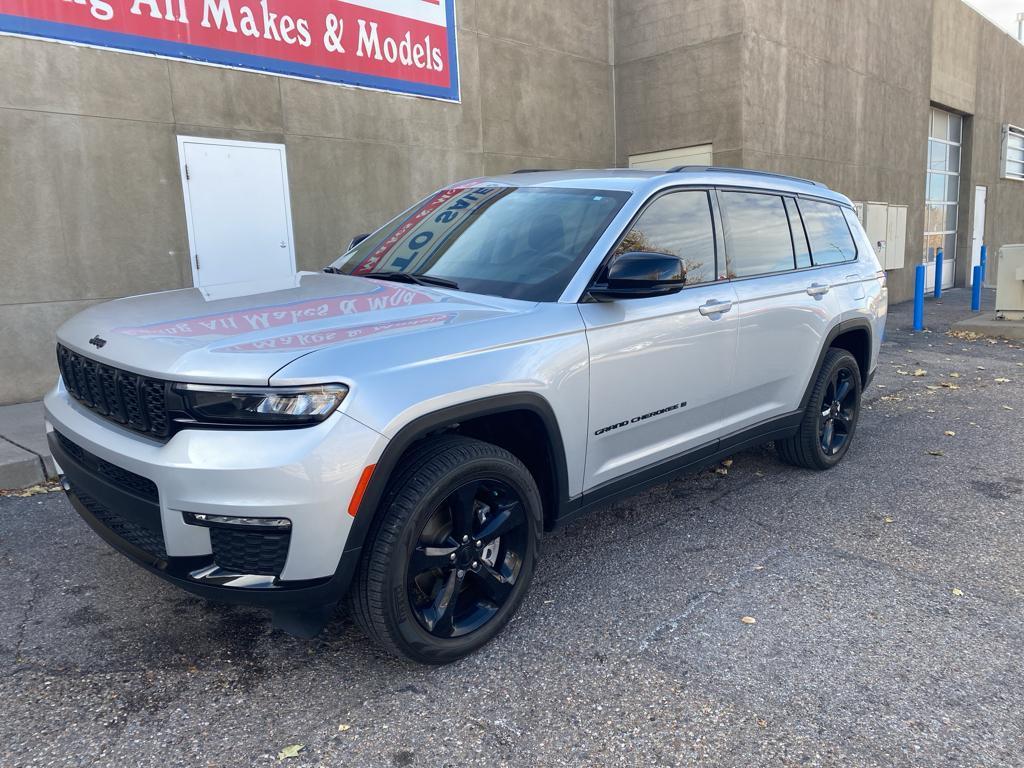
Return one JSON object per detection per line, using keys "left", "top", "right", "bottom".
{"left": 2, "top": 289, "right": 1022, "bottom": 768}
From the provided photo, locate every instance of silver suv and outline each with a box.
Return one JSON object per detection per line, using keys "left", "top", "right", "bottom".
{"left": 45, "top": 168, "right": 887, "bottom": 663}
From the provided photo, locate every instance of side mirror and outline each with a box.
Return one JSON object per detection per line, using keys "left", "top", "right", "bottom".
{"left": 588, "top": 251, "right": 685, "bottom": 301}
{"left": 348, "top": 233, "right": 371, "bottom": 250}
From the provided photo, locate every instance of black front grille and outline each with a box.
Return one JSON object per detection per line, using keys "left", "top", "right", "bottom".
{"left": 56, "top": 432, "right": 159, "bottom": 503}
{"left": 211, "top": 528, "right": 290, "bottom": 576}
{"left": 57, "top": 345, "right": 170, "bottom": 439}
{"left": 72, "top": 485, "right": 167, "bottom": 559}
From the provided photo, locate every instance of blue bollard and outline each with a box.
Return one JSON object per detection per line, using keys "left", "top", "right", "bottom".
{"left": 980, "top": 243, "right": 987, "bottom": 285}
{"left": 972, "top": 266, "right": 982, "bottom": 311}
{"left": 914, "top": 264, "right": 926, "bottom": 331}
{"left": 933, "top": 248, "right": 943, "bottom": 299}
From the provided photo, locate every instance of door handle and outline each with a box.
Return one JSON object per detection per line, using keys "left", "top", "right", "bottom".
{"left": 698, "top": 299, "right": 733, "bottom": 316}
{"left": 806, "top": 282, "right": 830, "bottom": 297}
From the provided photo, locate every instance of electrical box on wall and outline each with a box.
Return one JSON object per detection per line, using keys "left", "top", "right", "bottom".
{"left": 995, "top": 244, "right": 1024, "bottom": 320}
{"left": 855, "top": 201, "right": 906, "bottom": 270}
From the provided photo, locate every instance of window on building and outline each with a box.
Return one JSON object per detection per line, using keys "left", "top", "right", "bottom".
{"left": 924, "top": 107, "right": 962, "bottom": 274}
{"left": 1003, "top": 125, "right": 1024, "bottom": 181}
{"left": 613, "top": 191, "right": 716, "bottom": 285}
{"left": 798, "top": 199, "right": 858, "bottom": 265}
{"left": 719, "top": 192, "right": 795, "bottom": 278}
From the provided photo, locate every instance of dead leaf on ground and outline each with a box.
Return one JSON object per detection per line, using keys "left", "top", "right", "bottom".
{"left": 926, "top": 450, "right": 945, "bottom": 457}
{"left": 884, "top": 516, "right": 894, "bottom": 524}
{"left": 951, "top": 588, "right": 964, "bottom": 597}
{"left": 1002, "top": 405, "right": 1014, "bottom": 411}
{"left": 940, "top": 382, "right": 960, "bottom": 390}
{"left": 338, "top": 724, "right": 352, "bottom": 733}
{"left": 948, "top": 330, "right": 983, "bottom": 341}
{"left": 0, "top": 482, "right": 63, "bottom": 498}
{"left": 994, "top": 377, "right": 1011, "bottom": 383}
{"left": 944, "top": 430, "right": 956, "bottom": 437}
{"left": 913, "top": 369, "right": 927, "bottom": 377}
{"left": 278, "top": 745, "right": 304, "bottom": 760}
{"left": 740, "top": 616, "right": 757, "bottom": 625}
{"left": 896, "top": 369, "right": 910, "bottom": 376}
{"left": 949, "top": 372, "right": 961, "bottom": 378}
{"left": 721, "top": 458, "right": 734, "bottom": 468}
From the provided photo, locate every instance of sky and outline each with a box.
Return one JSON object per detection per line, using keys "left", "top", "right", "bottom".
{"left": 965, "top": 0, "right": 1023, "bottom": 39}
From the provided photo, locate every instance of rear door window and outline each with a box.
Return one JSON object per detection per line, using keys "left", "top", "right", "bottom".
{"left": 718, "top": 191, "right": 796, "bottom": 278}
{"left": 613, "top": 190, "right": 717, "bottom": 286}
{"left": 798, "top": 198, "right": 858, "bottom": 265}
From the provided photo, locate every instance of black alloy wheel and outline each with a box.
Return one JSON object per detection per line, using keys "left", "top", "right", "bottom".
{"left": 776, "top": 347, "right": 862, "bottom": 470}
{"left": 819, "top": 367, "right": 858, "bottom": 456}
{"left": 408, "top": 478, "right": 528, "bottom": 638}
{"left": 350, "top": 435, "right": 542, "bottom": 663}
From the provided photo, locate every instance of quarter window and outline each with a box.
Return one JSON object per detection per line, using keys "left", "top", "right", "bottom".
{"left": 613, "top": 190, "right": 716, "bottom": 286}
{"left": 719, "top": 192, "right": 795, "bottom": 278}
{"left": 798, "top": 199, "right": 857, "bottom": 265}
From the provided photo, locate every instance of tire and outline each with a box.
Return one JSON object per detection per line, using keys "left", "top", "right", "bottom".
{"left": 349, "top": 435, "right": 542, "bottom": 664}
{"left": 776, "top": 348, "right": 862, "bottom": 470}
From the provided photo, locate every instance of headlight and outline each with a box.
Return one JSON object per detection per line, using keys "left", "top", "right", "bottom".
{"left": 174, "top": 384, "right": 348, "bottom": 426}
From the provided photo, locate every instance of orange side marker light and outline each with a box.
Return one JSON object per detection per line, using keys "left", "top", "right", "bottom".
{"left": 348, "top": 464, "right": 376, "bottom": 517}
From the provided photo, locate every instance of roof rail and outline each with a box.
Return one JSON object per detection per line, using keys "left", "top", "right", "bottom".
{"left": 511, "top": 168, "right": 553, "bottom": 174}
{"left": 666, "top": 165, "right": 823, "bottom": 188}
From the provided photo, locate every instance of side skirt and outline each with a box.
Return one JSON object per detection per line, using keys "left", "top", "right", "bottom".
{"left": 554, "top": 411, "right": 802, "bottom": 529}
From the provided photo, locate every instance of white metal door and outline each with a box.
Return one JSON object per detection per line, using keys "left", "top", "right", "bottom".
{"left": 178, "top": 137, "right": 297, "bottom": 287}
{"left": 971, "top": 186, "right": 987, "bottom": 286}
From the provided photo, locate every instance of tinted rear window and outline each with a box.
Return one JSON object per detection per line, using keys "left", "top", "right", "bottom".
{"left": 799, "top": 199, "right": 858, "bottom": 265}
{"left": 719, "top": 192, "right": 795, "bottom": 278}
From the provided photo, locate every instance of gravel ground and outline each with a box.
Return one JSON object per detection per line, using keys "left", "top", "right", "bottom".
{"left": 2, "top": 289, "right": 1022, "bottom": 768}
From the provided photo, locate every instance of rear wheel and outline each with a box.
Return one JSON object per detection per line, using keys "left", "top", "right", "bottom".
{"left": 777, "top": 348, "right": 862, "bottom": 470}
{"left": 349, "top": 435, "right": 542, "bottom": 663}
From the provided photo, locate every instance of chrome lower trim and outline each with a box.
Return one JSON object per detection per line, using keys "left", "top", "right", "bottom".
{"left": 187, "top": 565, "right": 280, "bottom": 590}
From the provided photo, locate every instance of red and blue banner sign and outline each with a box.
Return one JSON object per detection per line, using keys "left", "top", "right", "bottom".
{"left": 0, "top": 0, "right": 459, "bottom": 101}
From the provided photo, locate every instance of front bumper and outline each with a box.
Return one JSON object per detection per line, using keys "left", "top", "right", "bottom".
{"left": 44, "top": 384, "right": 387, "bottom": 615}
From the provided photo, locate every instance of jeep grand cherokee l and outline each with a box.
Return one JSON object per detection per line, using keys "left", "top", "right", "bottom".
{"left": 45, "top": 167, "right": 887, "bottom": 663}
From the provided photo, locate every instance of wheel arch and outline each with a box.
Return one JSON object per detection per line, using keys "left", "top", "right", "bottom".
{"left": 345, "top": 393, "right": 569, "bottom": 555}
{"left": 799, "top": 319, "right": 873, "bottom": 412}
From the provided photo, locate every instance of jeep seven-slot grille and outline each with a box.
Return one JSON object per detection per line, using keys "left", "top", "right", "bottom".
{"left": 57, "top": 345, "right": 170, "bottom": 439}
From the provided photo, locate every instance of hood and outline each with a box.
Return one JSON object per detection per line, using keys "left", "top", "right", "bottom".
{"left": 56, "top": 272, "right": 529, "bottom": 384}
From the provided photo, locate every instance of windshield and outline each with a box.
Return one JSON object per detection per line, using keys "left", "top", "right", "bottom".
{"left": 330, "top": 183, "right": 630, "bottom": 301}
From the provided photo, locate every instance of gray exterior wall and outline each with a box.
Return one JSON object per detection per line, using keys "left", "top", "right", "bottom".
{"left": 2, "top": 0, "right": 1023, "bottom": 404}
{"left": 613, "top": 0, "right": 1024, "bottom": 304}
{"left": 0, "top": 0, "right": 615, "bottom": 404}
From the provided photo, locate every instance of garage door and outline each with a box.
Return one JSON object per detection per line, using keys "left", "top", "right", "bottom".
{"left": 628, "top": 144, "right": 713, "bottom": 171}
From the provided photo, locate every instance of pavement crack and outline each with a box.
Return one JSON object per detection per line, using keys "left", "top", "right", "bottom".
{"left": 13, "top": 571, "right": 40, "bottom": 665}
{"left": 632, "top": 590, "right": 720, "bottom": 655}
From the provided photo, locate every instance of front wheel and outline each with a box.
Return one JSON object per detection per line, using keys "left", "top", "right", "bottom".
{"left": 349, "top": 435, "right": 542, "bottom": 664}
{"left": 777, "top": 348, "right": 862, "bottom": 470}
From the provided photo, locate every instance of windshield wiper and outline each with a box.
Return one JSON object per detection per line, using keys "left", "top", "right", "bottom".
{"left": 371, "top": 272, "right": 460, "bottom": 290}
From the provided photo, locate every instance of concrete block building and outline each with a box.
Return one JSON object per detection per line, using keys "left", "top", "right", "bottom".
{"left": 1, "top": 0, "right": 1023, "bottom": 404}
